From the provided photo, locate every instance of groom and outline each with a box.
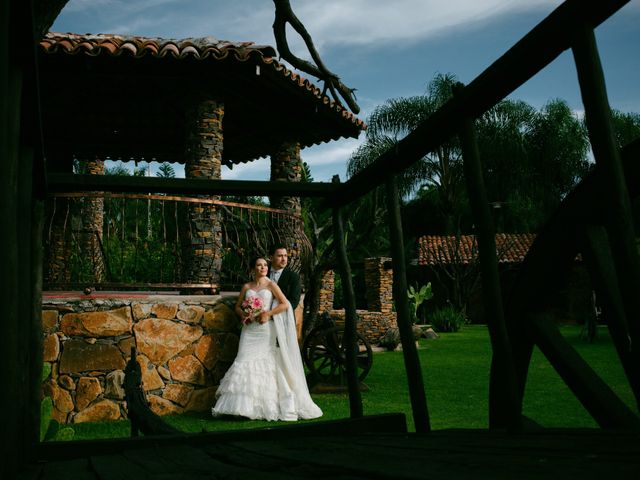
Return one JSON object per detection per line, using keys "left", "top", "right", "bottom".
{"left": 268, "top": 244, "right": 301, "bottom": 311}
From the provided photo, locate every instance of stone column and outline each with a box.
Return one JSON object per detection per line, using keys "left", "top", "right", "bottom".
{"left": 269, "top": 142, "right": 303, "bottom": 269}
{"left": 319, "top": 270, "right": 335, "bottom": 312}
{"left": 184, "top": 99, "right": 224, "bottom": 292}
{"left": 364, "top": 257, "right": 394, "bottom": 315}
{"left": 81, "top": 157, "right": 106, "bottom": 284}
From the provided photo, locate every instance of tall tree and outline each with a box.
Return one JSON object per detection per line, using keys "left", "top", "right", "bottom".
{"left": 526, "top": 99, "right": 590, "bottom": 216}
{"left": 475, "top": 98, "right": 590, "bottom": 232}
{"left": 348, "top": 73, "right": 463, "bottom": 233}
{"left": 609, "top": 109, "right": 640, "bottom": 148}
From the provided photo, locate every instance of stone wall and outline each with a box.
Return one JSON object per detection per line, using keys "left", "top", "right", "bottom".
{"left": 42, "top": 295, "right": 239, "bottom": 424}
{"left": 318, "top": 258, "right": 397, "bottom": 344}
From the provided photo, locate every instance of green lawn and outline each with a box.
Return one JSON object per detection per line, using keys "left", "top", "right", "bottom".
{"left": 69, "top": 325, "right": 637, "bottom": 440}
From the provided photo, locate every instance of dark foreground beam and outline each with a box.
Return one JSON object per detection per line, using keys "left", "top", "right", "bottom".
{"left": 47, "top": 173, "right": 338, "bottom": 198}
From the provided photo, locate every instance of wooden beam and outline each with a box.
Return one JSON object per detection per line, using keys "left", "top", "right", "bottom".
{"left": 529, "top": 313, "right": 640, "bottom": 430}
{"left": 331, "top": 176, "right": 363, "bottom": 418}
{"left": 386, "top": 177, "right": 430, "bottom": 432}
{"left": 456, "top": 97, "right": 521, "bottom": 432}
{"left": 572, "top": 23, "right": 640, "bottom": 404}
{"left": 331, "top": 0, "right": 629, "bottom": 207}
{"left": 580, "top": 225, "right": 640, "bottom": 408}
{"left": 47, "top": 173, "right": 338, "bottom": 198}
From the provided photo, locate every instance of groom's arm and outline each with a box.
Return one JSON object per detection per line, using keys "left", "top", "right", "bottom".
{"left": 290, "top": 271, "right": 301, "bottom": 309}
{"left": 283, "top": 269, "right": 301, "bottom": 309}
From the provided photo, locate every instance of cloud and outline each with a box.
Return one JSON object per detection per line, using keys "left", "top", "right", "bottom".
{"left": 218, "top": 137, "right": 364, "bottom": 183}
{"left": 301, "top": 138, "right": 366, "bottom": 182}
{"left": 58, "top": 0, "right": 560, "bottom": 48}
{"left": 222, "top": 160, "right": 270, "bottom": 181}
{"left": 266, "top": 0, "right": 559, "bottom": 50}
{"left": 63, "top": 0, "right": 119, "bottom": 12}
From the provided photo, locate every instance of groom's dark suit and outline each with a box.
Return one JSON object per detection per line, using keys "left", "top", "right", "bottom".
{"left": 271, "top": 266, "right": 301, "bottom": 310}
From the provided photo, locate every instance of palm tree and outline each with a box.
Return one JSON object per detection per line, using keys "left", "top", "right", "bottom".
{"left": 348, "top": 73, "right": 464, "bottom": 233}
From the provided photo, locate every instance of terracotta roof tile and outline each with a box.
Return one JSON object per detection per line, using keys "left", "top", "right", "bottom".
{"left": 417, "top": 233, "right": 537, "bottom": 266}
{"left": 40, "top": 32, "right": 365, "bottom": 132}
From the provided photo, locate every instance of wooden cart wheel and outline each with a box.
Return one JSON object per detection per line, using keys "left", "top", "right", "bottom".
{"left": 303, "top": 326, "right": 373, "bottom": 382}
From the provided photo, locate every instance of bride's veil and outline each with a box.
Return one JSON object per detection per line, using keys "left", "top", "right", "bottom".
{"left": 271, "top": 299, "right": 323, "bottom": 419}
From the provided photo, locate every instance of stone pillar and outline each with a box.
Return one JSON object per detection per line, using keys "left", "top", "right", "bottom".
{"left": 81, "top": 157, "right": 106, "bottom": 284}
{"left": 184, "top": 99, "right": 224, "bottom": 292}
{"left": 319, "top": 270, "right": 335, "bottom": 312}
{"left": 270, "top": 142, "right": 302, "bottom": 214}
{"left": 364, "top": 257, "right": 394, "bottom": 315}
{"left": 269, "top": 142, "right": 303, "bottom": 269}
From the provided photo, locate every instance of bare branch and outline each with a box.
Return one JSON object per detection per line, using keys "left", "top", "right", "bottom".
{"left": 272, "top": 0, "right": 360, "bottom": 114}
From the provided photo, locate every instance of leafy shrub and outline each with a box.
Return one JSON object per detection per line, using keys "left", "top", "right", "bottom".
{"left": 429, "top": 306, "right": 466, "bottom": 333}
{"left": 407, "top": 282, "right": 433, "bottom": 324}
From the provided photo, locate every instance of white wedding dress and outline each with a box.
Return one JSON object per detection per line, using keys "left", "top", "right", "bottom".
{"left": 212, "top": 286, "right": 322, "bottom": 421}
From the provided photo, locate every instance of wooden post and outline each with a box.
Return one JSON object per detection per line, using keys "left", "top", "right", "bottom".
{"left": 1, "top": 0, "right": 44, "bottom": 473}
{"left": 455, "top": 85, "right": 521, "bottom": 432}
{"left": 385, "top": 177, "right": 430, "bottom": 432}
{"left": 572, "top": 23, "right": 640, "bottom": 410}
{"left": 0, "top": 69, "right": 21, "bottom": 480}
{"left": 28, "top": 198, "right": 44, "bottom": 449}
{"left": 580, "top": 225, "right": 640, "bottom": 407}
{"left": 331, "top": 176, "right": 363, "bottom": 418}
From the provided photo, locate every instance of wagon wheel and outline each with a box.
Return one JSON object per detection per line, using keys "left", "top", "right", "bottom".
{"left": 303, "top": 326, "right": 373, "bottom": 382}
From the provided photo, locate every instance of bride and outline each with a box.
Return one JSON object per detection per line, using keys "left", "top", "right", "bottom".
{"left": 212, "top": 257, "right": 322, "bottom": 421}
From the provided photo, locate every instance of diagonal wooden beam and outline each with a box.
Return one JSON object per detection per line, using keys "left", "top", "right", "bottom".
{"left": 529, "top": 313, "right": 640, "bottom": 430}
{"left": 331, "top": 0, "right": 629, "bottom": 207}
{"left": 331, "top": 176, "right": 363, "bottom": 417}
{"left": 386, "top": 177, "right": 430, "bottom": 433}
{"left": 456, "top": 91, "right": 521, "bottom": 432}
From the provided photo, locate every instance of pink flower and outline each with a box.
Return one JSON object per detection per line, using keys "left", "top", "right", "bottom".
{"left": 241, "top": 296, "right": 264, "bottom": 325}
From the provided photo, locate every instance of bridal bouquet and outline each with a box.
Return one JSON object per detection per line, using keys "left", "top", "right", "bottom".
{"left": 241, "top": 296, "right": 264, "bottom": 325}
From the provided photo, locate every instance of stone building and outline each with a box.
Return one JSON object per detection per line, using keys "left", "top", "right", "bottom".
{"left": 319, "top": 258, "right": 398, "bottom": 344}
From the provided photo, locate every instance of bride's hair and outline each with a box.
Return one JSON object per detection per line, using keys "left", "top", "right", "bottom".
{"left": 249, "top": 256, "right": 268, "bottom": 277}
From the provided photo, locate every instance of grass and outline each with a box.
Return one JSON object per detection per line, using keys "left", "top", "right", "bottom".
{"left": 68, "top": 325, "right": 637, "bottom": 441}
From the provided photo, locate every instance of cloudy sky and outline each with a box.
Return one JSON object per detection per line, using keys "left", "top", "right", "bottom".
{"left": 51, "top": 0, "right": 640, "bottom": 182}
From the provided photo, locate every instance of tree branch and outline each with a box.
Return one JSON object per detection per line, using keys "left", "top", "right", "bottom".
{"left": 272, "top": 0, "right": 360, "bottom": 114}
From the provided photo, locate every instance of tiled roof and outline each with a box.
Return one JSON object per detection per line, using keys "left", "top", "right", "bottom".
{"left": 417, "top": 233, "right": 537, "bottom": 266}
{"left": 39, "top": 32, "right": 365, "bottom": 132}
{"left": 40, "top": 32, "right": 277, "bottom": 59}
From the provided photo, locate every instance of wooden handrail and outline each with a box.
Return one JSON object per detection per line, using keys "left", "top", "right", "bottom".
{"left": 50, "top": 191, "right": 296, "bottom": 215}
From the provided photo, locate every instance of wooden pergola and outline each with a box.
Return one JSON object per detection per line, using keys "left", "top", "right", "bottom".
{"left": 3, "top": 0, "right": 640, "bottom": 478}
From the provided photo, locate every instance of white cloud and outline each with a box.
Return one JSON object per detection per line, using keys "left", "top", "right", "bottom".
{"left": 218, "top": 137, "right": 364, "bottom": 183}
{"left": 63, "top": 0, "right": 119, "bottom": 12}
{"left": 222, "top": 160, "right": 270, "bottom": 181}
{"left": 301, "top": 137, "right": 366, "bottom": 182}
{"left": 58, "top": 0, "right": 561, "bottom": 48}
{"left": 267, "top": 0, "right": 559, "bottom": 50}
{"left": 64, "top": 0, "right": 180, "bottom": 15}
